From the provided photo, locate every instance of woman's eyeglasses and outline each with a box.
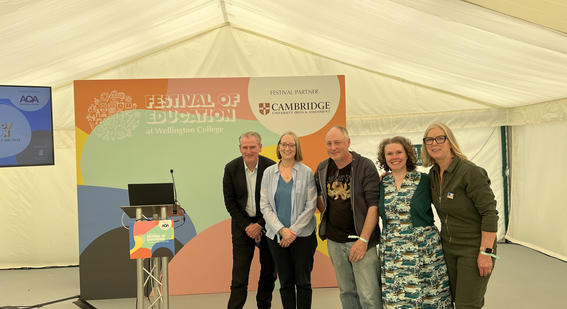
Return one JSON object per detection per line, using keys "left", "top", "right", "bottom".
{"left": 423, "top": 135, "right": 448, "bottom": 145}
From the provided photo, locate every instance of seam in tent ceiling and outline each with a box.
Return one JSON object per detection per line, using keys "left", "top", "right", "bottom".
{"left": 52, "top": 22, "right": 231, "bottom": 90}
{"left": 464, "top": 0, "right": 567, "bottom": 36}
{"left": 515, "top": 96, "right": 567, "bottom": 108}
{"left": 230, "top": 24, "right": 501, "bottom": 110}
{"left": 219, "top": 0, "right": 229, "bottom": 24}
{"left": 58, "top": 20, "right": 501, "bottom": 111}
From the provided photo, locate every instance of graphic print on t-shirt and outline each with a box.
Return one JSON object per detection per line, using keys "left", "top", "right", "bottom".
{"left": 325, "top": 161, "right": 355, "bottom": 242}
{"left": 327, "top": 174, "right": 351, "bottom": 200}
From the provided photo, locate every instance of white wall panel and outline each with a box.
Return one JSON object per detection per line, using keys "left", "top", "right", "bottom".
{"left": 0, "top": 129, "right": 78, "bottom": 268}
{"left": 507, "top": 121, "right": 567, "bottom": 261}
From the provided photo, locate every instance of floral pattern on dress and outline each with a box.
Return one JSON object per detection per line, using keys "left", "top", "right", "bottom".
{"left": 380, "top": 171, "right": 452, "bottom": 308}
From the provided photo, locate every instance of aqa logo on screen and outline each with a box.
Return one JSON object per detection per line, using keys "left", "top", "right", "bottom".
{"left": 19, "top": 95, "right": 41, "bottom": 105}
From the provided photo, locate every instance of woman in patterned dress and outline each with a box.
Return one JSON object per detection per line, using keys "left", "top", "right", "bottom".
{"left": 377, "top": 136, "right": 452, "bottom": 308}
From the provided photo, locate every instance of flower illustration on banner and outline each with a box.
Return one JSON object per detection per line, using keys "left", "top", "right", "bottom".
{"left": 86, "top": 91, "right": 140, "bottom": 141}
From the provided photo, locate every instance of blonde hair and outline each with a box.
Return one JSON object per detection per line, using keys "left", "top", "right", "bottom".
{"left": 421, "top": 122, "right": 467, "bottom": 167}
{"left": 277, "top": 131, "right": 303, "bottom": 161}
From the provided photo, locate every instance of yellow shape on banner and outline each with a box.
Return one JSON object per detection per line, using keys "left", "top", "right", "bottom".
{"left": 315, "top": 212, "right": 329, "bottom": 257}
{"left": 75, "top": 127, "right": 89, "bottom": 185}
{"left": 261, "top": 144, "right": 278, "bottom": 162}
{"left": 130, "top": 235, "right": 144, "bottom": 255}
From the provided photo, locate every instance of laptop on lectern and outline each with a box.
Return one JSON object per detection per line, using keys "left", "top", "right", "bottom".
{"left": 127, "top": 182, "right": 174, "bottom": 206}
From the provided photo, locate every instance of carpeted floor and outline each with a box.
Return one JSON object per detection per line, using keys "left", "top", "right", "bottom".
{"left": 1, "top": 243, "right": 565, "bottom": 309}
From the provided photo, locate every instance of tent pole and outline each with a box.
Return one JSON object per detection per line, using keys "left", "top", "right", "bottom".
{"left": 500, "top": 126, "right": 510, "bottom": 233}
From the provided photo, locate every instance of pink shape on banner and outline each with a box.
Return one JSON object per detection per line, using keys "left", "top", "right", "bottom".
{"left": 166, "top": 78, "right": 256, "bottom": 121}
{"left": 133, "top": 221, "right": 158, "bottom": 235}
{"left": 131, "top": 247, "right": 152, "bottom": 259}
{"left": 168, "top": 219, "right": 337, "bottom": 295}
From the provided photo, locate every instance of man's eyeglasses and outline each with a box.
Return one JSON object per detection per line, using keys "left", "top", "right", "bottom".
{"left": 279, "top": 143, "right": 296, "bottom": 148}
{"left": 423, "top": 135, "right": 448, "bottom": 145}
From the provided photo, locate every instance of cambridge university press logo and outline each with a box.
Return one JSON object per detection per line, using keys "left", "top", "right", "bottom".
{"left": 258, "top": 103, "right": 270, "bottom": 115}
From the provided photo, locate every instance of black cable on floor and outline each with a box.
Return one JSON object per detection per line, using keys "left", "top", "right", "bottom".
{"left": 1, "top": 295, "right": 80, "bottom": 309}
{"left": 73, "top": 297, "right": 96, "bottom": 309}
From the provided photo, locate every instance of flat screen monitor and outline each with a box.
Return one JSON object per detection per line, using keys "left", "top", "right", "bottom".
{"left": 127, "top": 183, "right": 175, "bottom": 206}
{"left": 0, "top": 85, "right": 54, "bottom": 167}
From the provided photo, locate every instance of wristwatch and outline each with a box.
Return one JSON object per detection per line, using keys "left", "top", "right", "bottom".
{"left": 479, "top": 246, "right": 498, "bottom": 258}
{"left": 480, "top": 247, "right": 493, "bottom": 254}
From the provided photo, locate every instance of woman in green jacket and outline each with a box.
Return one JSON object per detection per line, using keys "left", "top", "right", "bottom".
{"left": 421, "top": 122, "right": 499, "bottom": 309}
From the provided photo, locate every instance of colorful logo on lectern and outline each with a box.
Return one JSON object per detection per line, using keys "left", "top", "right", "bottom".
{"left": 129, "top": 220, "right": 175, "bottom": 259}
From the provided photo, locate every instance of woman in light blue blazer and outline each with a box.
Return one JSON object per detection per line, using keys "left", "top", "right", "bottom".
{"left": 260, "top": 131, "right": 318, "bottom": 309}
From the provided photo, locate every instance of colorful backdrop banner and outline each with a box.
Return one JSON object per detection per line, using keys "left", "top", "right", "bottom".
{"left": 74, "top": 75, "right": 345, "bottom": 298}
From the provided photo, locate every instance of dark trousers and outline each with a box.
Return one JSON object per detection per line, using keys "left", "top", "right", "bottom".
{"left": 228, "top": 225, "right": 276, "bottom": 309}
{"left": 267, "top": 232, "right": 318, "bottom": 309}
{"left": 443, "top": 242, "right": 496, "bottom": 309}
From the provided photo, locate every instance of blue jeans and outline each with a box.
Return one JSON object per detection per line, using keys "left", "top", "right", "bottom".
{"left": 327, "top": 240, "right": 382, "bottom": 309}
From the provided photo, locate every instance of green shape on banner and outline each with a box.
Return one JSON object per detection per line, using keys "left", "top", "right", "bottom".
{"left": 80, "top": 110, "right": 280, "bottom": 233}
{"left": 142, "top": 222, "right": 174, "bottom": 249}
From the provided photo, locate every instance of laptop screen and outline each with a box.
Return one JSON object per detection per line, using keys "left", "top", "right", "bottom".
{"left": 127, "top": 183, "right": 174, "bottom": 206}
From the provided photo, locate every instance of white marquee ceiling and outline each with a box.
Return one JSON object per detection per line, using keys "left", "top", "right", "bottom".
{"left": 1, "top": 0, "right": 566, "bottom": 113}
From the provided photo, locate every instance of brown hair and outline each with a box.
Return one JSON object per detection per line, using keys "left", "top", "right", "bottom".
{"left": 377, "top": 136, "right": 417, "bottom": 172}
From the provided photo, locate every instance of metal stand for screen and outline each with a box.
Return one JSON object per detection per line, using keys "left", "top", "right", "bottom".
{"left": 121, "top": 204, "right": 174, "bottom": 309}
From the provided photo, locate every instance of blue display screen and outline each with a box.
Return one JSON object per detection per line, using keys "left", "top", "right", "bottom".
{"left": 0, "top": 85, "right": 54, "bottom": 167}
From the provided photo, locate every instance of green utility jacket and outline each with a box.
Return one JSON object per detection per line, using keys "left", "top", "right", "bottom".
{"left": 429, "top": 156, "right": 498, "bottom": 249}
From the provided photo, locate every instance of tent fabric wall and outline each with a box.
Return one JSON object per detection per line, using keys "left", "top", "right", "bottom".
{"left": 348, "top": 108, "right": 508, "bottom": 137}
{"left": 351, "top": 127, "right": 506, "bottom": 242}
{"left": 0, "top": 129, "right": 77, "bottom": 268}
{"left": 507, "top": 120, "right": 567, "bottom": 261}
{"left": 508, "top": 98, "right": 567, "bottom": 126}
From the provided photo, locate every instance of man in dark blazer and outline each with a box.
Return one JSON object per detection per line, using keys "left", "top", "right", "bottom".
{"left": 223, "top": 131, "right": 276, "bottom": 309}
